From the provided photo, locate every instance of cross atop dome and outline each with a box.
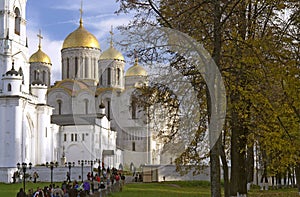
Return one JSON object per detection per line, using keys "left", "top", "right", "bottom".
{"left": 37, "top": 29, "right": 43, "bottom": 49}
{"left": 79, "top": 0, "right": 84, "bottom": 27}
{"left": 109, "top": 25, "right": 114, "bottom": 47}
{"left": 134, "top": 49, "right": 139, "bottom": 65}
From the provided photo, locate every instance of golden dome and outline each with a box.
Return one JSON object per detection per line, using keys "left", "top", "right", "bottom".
{"left": 62, "top": 20, "right": 100, "bottom": 50}
{"left": 99, "top": 46, "right": 124, "bottom": 61}
{"left": 29, "top": 47, "right": 51, "bottom": 64}
{"left": 125, "top": 59, "right": 147, "bottom": 77}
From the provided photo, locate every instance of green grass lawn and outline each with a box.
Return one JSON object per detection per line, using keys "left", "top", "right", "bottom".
{"left": 112, "top": 181, "right": 211, "bottom": 197}
{"left": 0, "top": 181, "right": 298, "bottom": 197}
{"left": 0, "top": 182, "right": 51, "bottom": 197}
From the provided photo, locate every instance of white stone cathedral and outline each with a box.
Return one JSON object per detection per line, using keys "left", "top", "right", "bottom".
{"left": 0, "top": 0, "right": 164, "bottom": 174}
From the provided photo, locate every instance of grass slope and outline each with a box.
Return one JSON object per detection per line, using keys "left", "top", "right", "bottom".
{"left": 0, "top": 180, "right": 298, "bottom": 197}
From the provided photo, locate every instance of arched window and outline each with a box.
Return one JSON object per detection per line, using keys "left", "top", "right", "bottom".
{"left": 84, "top": 99, "right": 89, "bottom": 114}
{"left": 18, "top": 67, "right": 24, "bottom": 84}
{"left": 7, "top": 83, "right": 12, "bottom": 92}
{"left": 64, "top": 134, "right": 67, "bottom": 141}
{"left": 131, "top": 96, "right": 137, "bottom": 119}
{"left": 14, "top": 8, "right": 21, "bottom": 35}
{"left": 71, "top": 134, "right": 74, "bottom": 141}
{"left": 57, "top": 100, "right": 62, "bottom": 115}
{"left": 75, "top": 57, "right": 78, "bottom": 78}
{"left": 107, "top": 68, "right": 111, "bottom": 85}
{"left": 66, "top": 58, "right": 70, "bottom": 78}
{"left": 117, "top": 68, "right": 121, "bottom": 85}
{"left": 107, "top": 100, "right": 111, "bottom": 120}
{"left": 34, "top": 70, "right": 37, "bottom": 80}
{"left": 132, "top": 141, "right": 136, "bottom": 151}
{"left": 43, "top": 71, "right": 46, "bottom": 83}
{"left": 100, "top": 75, "right": 103, "bottom": 85}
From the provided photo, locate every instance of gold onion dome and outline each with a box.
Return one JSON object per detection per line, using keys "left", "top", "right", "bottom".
{"left": 99, "top": 46, "right": 124, "bottom": 61}
{"left": 29, "top": 46, "right": 51, "bottom": 64}
{"left": 125, "top": 58, "right": 147, "bottom": 77}
{"left": 62, "top": 19, "right": 100, "bottom": 49}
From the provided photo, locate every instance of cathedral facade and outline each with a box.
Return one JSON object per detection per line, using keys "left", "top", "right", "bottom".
{"left": 0, "top": 0, "right": 162, "bottom": 173}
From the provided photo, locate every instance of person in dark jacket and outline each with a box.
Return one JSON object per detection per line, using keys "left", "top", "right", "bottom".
{"left": 16, "top": 188, "right": 26, "bottom": 197}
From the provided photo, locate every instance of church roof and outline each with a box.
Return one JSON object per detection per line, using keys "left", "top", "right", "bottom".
{"left": 95, "top": 87, "right": 123, "bottom": 96}
{"left": 29, "top": 48, "right": 51, "bottom": 64}
{"left": 125, "top": 59, "right": 147, "bottom": 77}
{"left": 5, "top": 64, "right": 21, "bottom": 76}
{"left": 99, "top": 27, "right": 124, "bottom": 61}
{"left": 48, "top": 79, "right": 94, "bottom": 96}
{"left": 99, "top": 46, "right": 124, "bottom": 61}
{"left": 29, "top": 30, "right": 51, "bottom": 64}
{"left": 62, "top": 19, "right": 100, "bottom": 50}
{"left": 51, "top": 114, "right": 105, "bottom": 126}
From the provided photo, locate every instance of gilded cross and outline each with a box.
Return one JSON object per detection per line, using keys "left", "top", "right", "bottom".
{"left": 109, "top": 25, "right": 114, "bottom": 47}
{"left": 37, "top": 29, "right": 43, "bottom": 49}
{"left": 79, "top": 0, "right": 83, "bottom": 19}
{"left": 79, "top": 0, "right": 84, "bottom": 26}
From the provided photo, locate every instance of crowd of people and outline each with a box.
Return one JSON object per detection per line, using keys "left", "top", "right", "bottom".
{"left": 16, "top": 167, "right": 126, "bottom": 197}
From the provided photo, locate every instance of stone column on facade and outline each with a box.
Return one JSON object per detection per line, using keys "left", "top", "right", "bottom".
{"left": 71, "top": 57, "right": 76, "bottom": 79}
{"left": 87, "top": 57, "right": 91, "bottom": 79}
{"left": 80, "top": 57, "right": 84, "bottom": 79}
{"left": 62, "top": 58, "right": 66, "bottom": 79}
{"left": 92, "top": 58, "right": 95, "bottom": 80}
{"left": 94, "top": 58, "right": 98, "bottom": 80}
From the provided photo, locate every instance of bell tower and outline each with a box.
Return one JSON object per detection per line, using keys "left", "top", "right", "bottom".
{"left": 0, "top": 0, "right": 29, "bottom": 93}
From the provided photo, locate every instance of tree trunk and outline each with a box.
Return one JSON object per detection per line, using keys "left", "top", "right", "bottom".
{"left": 230, "top": 99, "right": 247, "bottom": 196}
{"left": 221, "top": 143, "right": 230, "bottom": 197}
{"left": 295, "top": 165, "right": 300, "bottom": 193}
{"left": 211, "top": 137, "right": 221, "bottom": 197}
{"left": 246, "top": 143, "right": 254, "bottom": 185}
{"left": 210, "top": 0, "right": 222, "bottom": 196}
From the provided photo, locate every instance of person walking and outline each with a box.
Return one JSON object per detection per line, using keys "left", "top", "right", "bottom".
{"left": 66, "top": 172, "right": 71, "bottom": 183}
{"left": 33, "top": 171, "right": 39, "bottom": 183}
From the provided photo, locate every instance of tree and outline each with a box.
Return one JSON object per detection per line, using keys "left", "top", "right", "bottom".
{"left": 116, "top": 0, "right": 299, "bottom": 196}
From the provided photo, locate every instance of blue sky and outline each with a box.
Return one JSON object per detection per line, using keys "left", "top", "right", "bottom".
{"left": 26, "top": 0, "right": 131, "bottom": 83}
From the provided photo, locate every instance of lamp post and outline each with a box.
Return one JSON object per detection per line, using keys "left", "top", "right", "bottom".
{"left": 88, "top": 160, "right": 96, "bottom": 179}
{"left": 78, "top": 160, "right": 84, "bottom": 183}
{"left": 17, "top": 162, "right": 32, "bottom": 192}
{"left": 98, "top": 159, "right": 101, "bottom": 178}
{"left": 46, "top": 161, "right": 58, "bottom": 185}
{"left": 65, "top": 162, "right": 75, "bottom": 182}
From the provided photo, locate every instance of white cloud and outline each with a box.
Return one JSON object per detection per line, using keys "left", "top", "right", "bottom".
{"left": 49, "top": 0, "right": 120, "bottom": 14}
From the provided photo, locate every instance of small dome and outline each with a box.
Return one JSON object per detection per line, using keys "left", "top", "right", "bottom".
{"left": 62, "top": 20, "right": 100, "bottom": 50}
{"left": 5, "top": 64, "right": 20, "bottom": 76}
{"left": 99, "top": 46, "right": 124, "bottom": 61}
{"left": 125, "top": 59, "right": 147, "bottom": 77}
{"left": 29, "top": 48, "right": 51, "bottom": 64}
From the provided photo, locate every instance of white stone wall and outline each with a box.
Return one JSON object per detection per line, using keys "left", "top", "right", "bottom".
{"left": 1, "top": 74, "right": 23, "bottom": 95}
{"left": 31, "top": 84, "right": 48, "bottom": 104}
{"left": 47, "top": 89, "right": 72, "bottom": 115}
{"left": 0, "top": 0, "right": 29, "bottom": 91}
